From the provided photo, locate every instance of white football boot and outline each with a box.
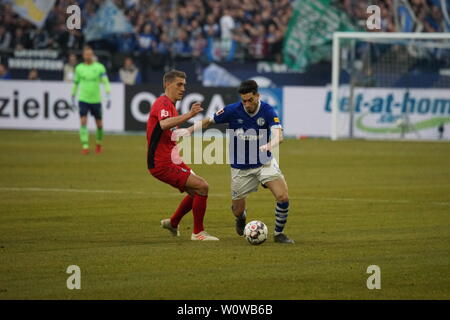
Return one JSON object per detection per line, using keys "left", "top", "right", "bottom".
{"left": 191, "top": 231, "right": 219, "bottom": 241}
{"left": 161, "top": 218, "right": 180, "bottom": 236}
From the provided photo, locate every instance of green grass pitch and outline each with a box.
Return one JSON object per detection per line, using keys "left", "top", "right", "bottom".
{"left": 0, "top": 130, "right": 449, "bottom": 299}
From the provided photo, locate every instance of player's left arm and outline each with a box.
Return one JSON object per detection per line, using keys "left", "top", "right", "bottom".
{"left": 260, "top": 127, "right": 283, "bottom": 152}
{"left": 260, "top": 108, "right": 283, "bottom": 152}
{"left": 100, "top": 64, "right": 112, "bottom": 109}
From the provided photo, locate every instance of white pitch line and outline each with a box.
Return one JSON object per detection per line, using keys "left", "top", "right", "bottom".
{"left": 0, "top": 187, "right": 449, "bottom": 206}
{"left": 0, "top": 187, "right": 145, "bottom": 194}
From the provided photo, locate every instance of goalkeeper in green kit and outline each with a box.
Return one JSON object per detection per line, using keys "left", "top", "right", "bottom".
{"left": 71, "top": 46, "right": 111, "bottom": 155}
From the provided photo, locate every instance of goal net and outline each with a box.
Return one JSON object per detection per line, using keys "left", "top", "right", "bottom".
{"left": 331, "top": 32, "right": 450, "bottom": 141}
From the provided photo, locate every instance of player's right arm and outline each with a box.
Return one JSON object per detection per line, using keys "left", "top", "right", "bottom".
{"left": 70, "top": 65, "right": 80, "bottom": 109}
{"left": 99, "top": 64, "right": 112, "bottom": 109}
{"left": 181, "top": 104, "right": 233, "bottom": 136}
{"left": 211, "top": 105, "right": 232, "bottom": 124}
{"left": 159, "top": 102, "right": 203, "bottom": 130}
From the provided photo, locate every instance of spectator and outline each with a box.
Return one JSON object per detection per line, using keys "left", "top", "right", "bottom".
{"left": 0, "top": 63, "right": 12, "bottom": 80}
{"left": 424, "top": 5, "right": 446, "bottom": 31}
{"left": 190, "top": 32, "right": 207, "bottom": 59}
{"left": 58, "top": 29, "right": 84, "bottom": 52}
{"left": 220, "top": 8, "right": 236, "bottom": 42}
{"left": 117, "top": 32, "right": 137, "bottom": 53}
{"left": 0, "top": 25, "right": 12, "bottom": 50}
{"left": 82, "top": 1, "right": 98, "bottom": 26}
{"left": 155, "top": 32, "right": 172, "bottom": 55}
{"left": 137, "top": 24, "right": 156, "bottom": 53}
{"left": 203, "top": 14, "right": 220, "bottom": 38}
{"left": 234, "top": 9, "right": 248, "bottom": 27}
{"left": 28, "top": 68, "right": 40, "bottom": 80}
{"left": 173, "top": 29, "right": 192, "bottom": 58}
{"left": 118, "top": 56, "right": 141, "bottom": 85}
{"left": 250, "top": 25, "right": 268, "bottom": 60}
{"left": 266, "top": 24, "right": 280, "bottom": 59}
{"left": 188, "top": 19, "right": 203, "bottom": 38}
{"left": 11, "top": 27, "right": 30, "bottom": 49}
{"left": 260, "top": 6, "right": 273, "bottom": 28}
{"left": 31, "top": 28, "right": 50, "bottom": 49}
{"left": 63, "top": 53, "right": 78, "bottom": 82}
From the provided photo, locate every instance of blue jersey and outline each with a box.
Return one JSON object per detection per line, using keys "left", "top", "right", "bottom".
{"left": 213, "top": 100, "right": 282, "bottom": 169}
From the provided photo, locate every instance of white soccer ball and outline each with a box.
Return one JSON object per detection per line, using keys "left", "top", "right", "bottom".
{"left": 244, "top": 220, "right": 268, "bottom": 245}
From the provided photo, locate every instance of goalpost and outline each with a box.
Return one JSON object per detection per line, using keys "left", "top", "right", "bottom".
{"left": 331, "top": 32, "right": 450, "bottom": 141}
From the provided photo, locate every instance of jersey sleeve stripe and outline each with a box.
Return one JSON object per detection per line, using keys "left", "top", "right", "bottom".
{"left": 147, "top": 122, "right": 163, "bottom": 169}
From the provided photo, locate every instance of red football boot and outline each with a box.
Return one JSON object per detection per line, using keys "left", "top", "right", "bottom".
{"left": 81, "top": 148, "right": 89, "bottom": 155}
{"left": 95, "top": 144, "right": 102, "bottom": 154}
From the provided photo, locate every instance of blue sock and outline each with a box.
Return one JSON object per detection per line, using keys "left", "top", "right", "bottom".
{"left": 274, "top": 201, "right": 289, "bottom": 234}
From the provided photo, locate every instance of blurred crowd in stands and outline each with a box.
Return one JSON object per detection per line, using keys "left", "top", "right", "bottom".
{"left": 1, "top": 0, "right": 449, "bottom": 82}
{"left": 0, "top": 0, "right": 293, "bottom": 62}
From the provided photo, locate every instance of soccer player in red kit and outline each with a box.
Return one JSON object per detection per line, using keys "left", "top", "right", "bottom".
{"left": 147, "top": 70, "right": 219, "bottom": 241}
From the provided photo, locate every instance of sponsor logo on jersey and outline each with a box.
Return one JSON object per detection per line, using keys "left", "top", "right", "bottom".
{"left": 161, "top": 109, "right": 169, "bottom": 118}
{"left": 257, "top": 117, "right": 265, "bottom": 126}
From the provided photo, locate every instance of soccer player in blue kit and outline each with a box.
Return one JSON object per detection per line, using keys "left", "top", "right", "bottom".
{"left": 205, "top": 80, "right": 294, "bottom": 244}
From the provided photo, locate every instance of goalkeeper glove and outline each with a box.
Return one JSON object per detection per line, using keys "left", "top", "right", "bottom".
{"left": 71, "top": 95, "right": 77, "bottom": 111}
{"left": 105, "top": 93, "right": 111, "bottom": 109}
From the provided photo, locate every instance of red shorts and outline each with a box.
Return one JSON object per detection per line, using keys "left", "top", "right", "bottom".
{"left": 149, "top": 162, "right": 192, "bottom": 193}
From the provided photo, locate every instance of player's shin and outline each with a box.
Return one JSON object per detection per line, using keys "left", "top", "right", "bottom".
{"left": 170, "top": 194, "right": 194, "bottom": 227}
{"left": 192, "top": 194, "right": 207, "bottom": 234}
{"left": 274, "top": 201, "right": 289, "bottom": 235}
{"left": 79, "top": 125, "right": 89, "bottom": 149}
{"left": 96, "top": 127, "right": 104, "bottom": 145}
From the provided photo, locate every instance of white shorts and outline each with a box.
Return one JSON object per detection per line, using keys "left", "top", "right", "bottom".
{"left": 231, "top": 158, "right": 284, "bottom": 200}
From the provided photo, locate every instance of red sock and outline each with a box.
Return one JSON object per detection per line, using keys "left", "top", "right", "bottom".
{"left": 192, "top": 194, "right": 207, "bottom": 234}
{"left": 170, "top": 195, "right": 193, "bottom": 227}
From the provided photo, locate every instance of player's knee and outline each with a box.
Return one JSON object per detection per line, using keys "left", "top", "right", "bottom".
{"left": 232, "top": 205, "right": 243, "bottom": 215}
{"left": 197, "top": 180, "right": 209, "bottom": 195}
{"left": 276, "top": 194, "right": 289, "bottom": 203}
{"left": 232, "top": 201, "right": 246, "bottom": 215}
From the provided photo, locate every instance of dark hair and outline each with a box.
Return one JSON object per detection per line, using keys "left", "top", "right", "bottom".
{"left": 163, "top": 69, "right": 186, "bottom": 84}
{"left": 238, "top": 80, "right": 258, "bottom": 95}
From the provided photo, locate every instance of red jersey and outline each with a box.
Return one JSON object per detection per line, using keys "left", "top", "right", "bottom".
{"left": 146, "top": 95, "right": 182, "bottom": 169}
